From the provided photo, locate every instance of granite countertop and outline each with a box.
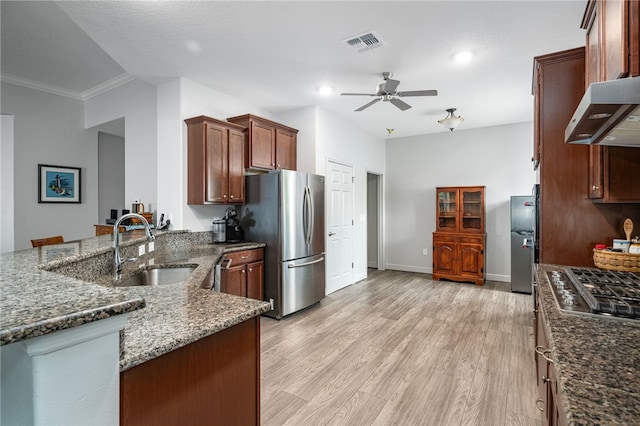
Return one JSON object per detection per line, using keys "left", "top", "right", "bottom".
{"left": 536, "top": 264, "right": 640, "bottom": 425}
{"left": 0, "top": 231, "right": 270, "bottom": 371}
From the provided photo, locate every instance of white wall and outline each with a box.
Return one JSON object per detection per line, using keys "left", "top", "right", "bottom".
{"left": 1, "top": 114, "right": 15, "bottom": 252}
{"left": 84, "top": 80, "right": 157, "bottom": 218}
{"left": 316, "top": 108, "right": 386, "bottom": 283}
{"left": 97, "top": 132, "right": 125, "bottom": 223}
{"left": 385, "top": 121, "right": 535, "bottom": 282}
{"left": 1, "top": 82, "right": 98, "bottom": 250}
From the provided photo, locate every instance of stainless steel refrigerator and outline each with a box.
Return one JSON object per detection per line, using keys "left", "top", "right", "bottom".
{"left": 510, "top": 196, "right": 535, "bottom": 294}
{"left": 241, "top": 170, "right": 325, "bottom": 319}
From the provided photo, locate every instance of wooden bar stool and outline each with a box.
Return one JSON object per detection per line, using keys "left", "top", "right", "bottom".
{"left": 31, "top": 235, "right": 64, "bottom": 247}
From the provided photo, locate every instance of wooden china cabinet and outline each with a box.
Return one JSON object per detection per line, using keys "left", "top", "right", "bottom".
{"left": 432, "top": 186, "right": 486, "bottom": 286}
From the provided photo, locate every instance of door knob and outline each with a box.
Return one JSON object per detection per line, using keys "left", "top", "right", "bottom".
{"left": 328, "top": 232, "right": 336, "bottom": 236}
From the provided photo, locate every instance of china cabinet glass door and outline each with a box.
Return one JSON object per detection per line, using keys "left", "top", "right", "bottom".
{"left": 437, "top": 189, "right": 458, "bottom": 231}
{"left": 461, "top": 189, "right": 483, "bottom": 231}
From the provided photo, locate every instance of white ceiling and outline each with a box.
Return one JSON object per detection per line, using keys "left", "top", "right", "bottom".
{"left": 1, "top": 1, "right": 587, "bottom": 139}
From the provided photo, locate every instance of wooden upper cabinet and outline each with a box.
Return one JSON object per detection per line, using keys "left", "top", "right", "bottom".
{"left": 583, "top": 0, "right": 638, "bottom": 80}
{"left": 227, "top": 114, "right": 298, "bottom": 171}
{"left": 275, "top": 127, "right": 297, "bottom": 170}
{"left": 436, "top": 186, "right": 485, "bottom": 234}
{"left": 582, "top": 0, "right": 640, "bottom": 203}
{"left": 185, "top": 115, "right": 246, "bottom": 205}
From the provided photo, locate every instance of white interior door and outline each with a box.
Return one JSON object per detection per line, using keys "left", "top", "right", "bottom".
{"left": 326, "top": 160, "right": 353, "bottom": 294}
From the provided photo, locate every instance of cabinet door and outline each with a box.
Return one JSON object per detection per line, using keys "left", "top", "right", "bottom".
{"left": 459, "top": 242, "right": 483, "bottom": 278}
{"left": 205, "top": 123, "right": 228, "bottom": 203}
{"left": 460, "top": 188, "right": 484, "bottom": 233}
{"left": 275, "top": 128, "right": 297, "bottom": 170}
{"left": 227, "top": 128, "right": 245, "bottom": 203}
{"left": 436, "top": 188, "right": 458, "bottom": 232}
{"left": 246, "top": 261, "right": 264, "bottom": 300}
{"left": 249, "top": 121, "right": 275, "bottom": 170}
{"left": 224, "top": 264, "right": 247, "bottom": 297}
{"left": 603, "top": 0, "right": 629, "bottom": 80}
{"left": 535, "top": 304, "right": 551, "bottom": 423}
{"left": 433, "top": 239, "right": 456, "bottom": 275}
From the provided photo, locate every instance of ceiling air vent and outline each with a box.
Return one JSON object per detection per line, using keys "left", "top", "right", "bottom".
{"left": 343, "top": 31, "right": 385, "bottom": 53}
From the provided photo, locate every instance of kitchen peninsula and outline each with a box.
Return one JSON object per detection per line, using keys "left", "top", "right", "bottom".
{"left": 0, "top": 230, "right": 270, "bottom": 425}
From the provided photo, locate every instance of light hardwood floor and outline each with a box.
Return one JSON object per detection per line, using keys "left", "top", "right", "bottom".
{"left": 260, "top": 270, "right": 542, "bottom": 426}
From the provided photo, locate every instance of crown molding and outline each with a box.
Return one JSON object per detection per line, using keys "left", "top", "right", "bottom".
{"left": 81, "top": 73, "right": 135, "bottom": 100}
{"left": 1, "top": 72, "right": 135, "bottom": 101}
{"left": 1, "top": 73, "right": 83, "bottom": 100}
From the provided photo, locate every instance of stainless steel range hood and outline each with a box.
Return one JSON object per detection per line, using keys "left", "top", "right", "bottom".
{"left": 565, "top": 76, "right": 640, "bottom": 147}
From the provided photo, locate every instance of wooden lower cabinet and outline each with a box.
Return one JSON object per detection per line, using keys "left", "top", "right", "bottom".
{"left": 120, "top": 317, "right": 260, "bottom": 426}
{"left": 432, "top": 232, "right": 485, "bottom": 285}
{"left": 535, "top": 291, "right": 567, "bottom": 426}
{"left": 220, "top": 248, "right": 264, "bottom": 300}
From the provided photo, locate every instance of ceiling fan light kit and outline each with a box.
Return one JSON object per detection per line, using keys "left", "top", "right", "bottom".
{"left": 341, "top": 72, "right": 438, "bottom": 111}
{"left": 438, "top": 108, "right": 464, "bottom": 131}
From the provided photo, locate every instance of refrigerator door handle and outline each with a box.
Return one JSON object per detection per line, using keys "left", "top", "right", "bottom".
{"left": 287, "top": 256, "right": 325, "bottom": 268}
{"left": 303, "top": 186, "right": 312, "bottom": 246}
{"left": 308, "top": 186, "right": 314, "bottom": 246}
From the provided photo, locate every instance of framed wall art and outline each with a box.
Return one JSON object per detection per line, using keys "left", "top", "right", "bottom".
{"left": 38, "top": 164, "right": 81, "bottom": 203}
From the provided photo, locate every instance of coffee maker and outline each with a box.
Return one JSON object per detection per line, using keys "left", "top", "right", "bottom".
{"left": 224, "top": 208, "right": 243, "bottom": 242}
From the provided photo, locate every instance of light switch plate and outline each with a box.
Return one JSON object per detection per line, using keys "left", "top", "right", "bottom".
{"left": 148, "top": 241, "right": 155, "bottom": 252}
{"left": 138, "top": 245, "right": 145, "bottom": 256}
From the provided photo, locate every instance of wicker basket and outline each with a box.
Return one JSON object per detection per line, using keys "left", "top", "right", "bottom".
{"left": 593, "top": 249, "right": 640, "bottom": 272}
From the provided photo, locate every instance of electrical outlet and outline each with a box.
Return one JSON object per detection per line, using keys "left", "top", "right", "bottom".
{"left": 148, "top": 241, "right": 155, "bottom": 252}
{"left": 422, "top": 248, "right": 428, "bottom": 256}
{"left": 138, "top": 245, "right": 146, "bottom": 256}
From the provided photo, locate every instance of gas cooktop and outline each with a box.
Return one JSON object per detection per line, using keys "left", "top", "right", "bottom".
{"left": 546, "top": 267, "right": 640, "bottom": 323}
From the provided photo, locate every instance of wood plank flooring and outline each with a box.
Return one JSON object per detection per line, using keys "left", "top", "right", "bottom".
{"left": 260, "top": 270, "right": 542, "bottom": 426}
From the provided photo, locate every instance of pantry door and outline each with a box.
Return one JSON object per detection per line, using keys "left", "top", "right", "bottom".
{"left": 326, "top": 160, "right": 354, "bottom": 294}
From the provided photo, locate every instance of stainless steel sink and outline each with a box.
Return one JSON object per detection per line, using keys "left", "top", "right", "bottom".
{"left": 116, "top": 266, "right": 196, "bottom": 287}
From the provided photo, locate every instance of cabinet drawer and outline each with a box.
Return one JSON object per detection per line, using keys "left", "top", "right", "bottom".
{"left": 225, "top": 248, "right": 264, "bottom": 265}
{"left": 459, "top": 235, "right": 484, "bottom": 244}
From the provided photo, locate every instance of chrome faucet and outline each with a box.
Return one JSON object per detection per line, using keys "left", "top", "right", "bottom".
{"left": 113, "top": 213, "right": 155, "bottom": 274}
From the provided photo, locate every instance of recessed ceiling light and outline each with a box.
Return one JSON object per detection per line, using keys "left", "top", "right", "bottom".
{"left": 454, "top": 51, "right": 473, "bottom": 64}
{"left": 317, "top": 85, "right": 334, "bottom": 96}
{"left": 184, "top": 39, "right": 202, "bottom": 54}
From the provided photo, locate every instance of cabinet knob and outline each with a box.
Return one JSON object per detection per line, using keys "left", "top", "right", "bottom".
{"left": 277, "top": 163, "right": 281, "bottom": 168}
{"left": 223, "top": 194, "right": 227, "bottom": 198}
{"left": 249, "top": 268, "right": 253, "bottom": 272}
{"left": 230, "top": 195, "right": 234, "bottom": 199}
{"left": 592, "top": 185, "right": 599, "bottom": 191}
{"left": 535, "top": 399, "right": 545, "bottom": 412}
{"left": 241, "top": 270, "right": 245, "bottom": 274}
{"left": 542, "top": 375, "right": 551, "bottom": 384}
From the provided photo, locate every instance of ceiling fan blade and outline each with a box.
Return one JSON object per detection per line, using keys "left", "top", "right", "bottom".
{"left": 390, "top": 98, "right": 412, "bottom": 111}
{"left": 341, "top": 92, "right": 377, "bottom": 96}
{"left": 355, "top": 98, "right": 382, "bottom": 111}
{"left": 381, "top": 78, "right": 400, "bottom": 93}
{"left": 397, "top": 90, "right": 438, "bottom": 97}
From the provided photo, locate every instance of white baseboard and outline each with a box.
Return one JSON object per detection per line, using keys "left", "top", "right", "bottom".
{"left": 385, "top": 264, "right": 432, "bottom": 274}
{"left": 385, "top": 265, "right": 511, "bottom": 283}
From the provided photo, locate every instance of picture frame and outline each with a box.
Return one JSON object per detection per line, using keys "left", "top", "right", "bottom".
{"left": 38, "top": 164, "right": 81, "bottom": 203}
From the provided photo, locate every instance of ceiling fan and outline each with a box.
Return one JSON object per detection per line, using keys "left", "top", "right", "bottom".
{"left": 341, "top": 72, "right": 438, "bottom": 111}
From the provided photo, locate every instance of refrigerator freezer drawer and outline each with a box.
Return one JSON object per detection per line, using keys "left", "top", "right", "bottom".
{"left": 279, "top": 254, "right": 326, "bottom": 318}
